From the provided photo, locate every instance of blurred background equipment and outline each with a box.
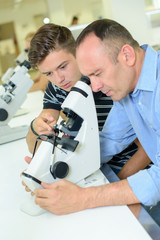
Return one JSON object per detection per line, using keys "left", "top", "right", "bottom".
{"left": 0, "top": 60, "right": 33, "bottom": 144}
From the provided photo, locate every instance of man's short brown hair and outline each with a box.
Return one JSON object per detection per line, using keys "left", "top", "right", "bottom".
{"left": 76, "top": 19, "right": 140, "bottom": 63}
{"left": 29, "top": 23, "right": 75, "bottom": 68}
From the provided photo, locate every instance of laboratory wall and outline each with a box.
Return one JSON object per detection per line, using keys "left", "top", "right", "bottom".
{"left": 0, "top": 0, "right": 160, "bottom": 78}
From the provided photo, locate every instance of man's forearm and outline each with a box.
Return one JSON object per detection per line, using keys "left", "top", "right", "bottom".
{"left": 118, "top": 142, "right": 151, "bottom": 180}
{"left": 35, "top": 178, "right": 140, "bottom": 215}
{"left": 84, "top": 179, "right": 140, "bottom": 209}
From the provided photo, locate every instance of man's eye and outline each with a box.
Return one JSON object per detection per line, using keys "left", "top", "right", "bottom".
{"left": 60, "top": 64, "right": 67, "bottom": 69}
{"left": 46, "top": 72, "right": 52, "bottom": 76}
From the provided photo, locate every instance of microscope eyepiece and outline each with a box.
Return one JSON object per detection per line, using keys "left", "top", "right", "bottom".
{"left": 80, "top": 76, "right": 90, "bottom": 85}
{"left": 20, "top": 60, "right": 31, "bottom": 70}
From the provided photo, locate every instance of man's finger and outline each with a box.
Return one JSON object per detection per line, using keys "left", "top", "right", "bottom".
{"left": 38, "top": 120, "right": 53, "bottom": 131}
{"left": 24, "top": 156, "right": 32, "bottom": 164}
{"left": 34, "top": 188, "right": 50, "bottom": 198}
{"left": 41, "top": 182, "right": 54, "bottom": 189}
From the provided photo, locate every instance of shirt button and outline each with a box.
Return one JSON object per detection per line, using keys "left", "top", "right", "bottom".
{"left": 138, "top": 101, "right": 142, "bottom": 105}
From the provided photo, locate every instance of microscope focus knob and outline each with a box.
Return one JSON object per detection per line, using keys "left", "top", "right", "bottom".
{"left": 51, "top": 161, "right": 69, "bottom": 179}
{"left": 0, "top": 108, "right": 8, "bottom": 121}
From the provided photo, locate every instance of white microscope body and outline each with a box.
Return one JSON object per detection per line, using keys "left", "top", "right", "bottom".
{"left": 21, "top": 77, "right": 108, "bottom": 215}
{"left": 0, "top": 60, "right": 33, "bottom": 144}
{"left": 2, "top": 49, "right": 29, "bottom": 84}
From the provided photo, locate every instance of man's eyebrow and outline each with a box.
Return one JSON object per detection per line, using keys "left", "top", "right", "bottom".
{"left": 41, "top": 61, "right": 68, "bottom": 74}
{"left": 56, "top": 61, "right": 68, "bottom": 70}
{"left": 88, "top": 72, "right": 95, "bottom": 77}
{"left": 88, "top": 70, "right": 100, "bottom": 77}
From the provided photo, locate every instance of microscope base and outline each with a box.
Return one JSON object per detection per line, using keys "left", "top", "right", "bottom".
{"left": 77, "top": 169, "right": 109, "bottom": 187}
{"left": 0, "top": 125, "right": 29, "bottom": 144}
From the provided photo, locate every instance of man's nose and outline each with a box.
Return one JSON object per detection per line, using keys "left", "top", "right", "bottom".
{"left": 54, "top": 71, "right": 64, "bottom": 83}
{"left": 90, "top": 78, "right": 103, "bottom": 92}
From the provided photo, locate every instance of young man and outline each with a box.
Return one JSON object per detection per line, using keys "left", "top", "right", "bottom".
{"left": 25, "top": 22, "right": 151, "bottom": 214}
{"left": 26, "top": 23, "right": 112, "bottom": 152}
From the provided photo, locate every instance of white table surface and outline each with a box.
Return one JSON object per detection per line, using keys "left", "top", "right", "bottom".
{"left": 0, "top": 91, "right": 152, "bottom": 240}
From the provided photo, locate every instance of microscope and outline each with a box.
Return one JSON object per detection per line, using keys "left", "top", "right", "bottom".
{"left": 0, "top": 60, "right": 33, "bottom": 144}
{"left": 2, "top": 48, "right": 29, "bottom": 83}
{"left": 15, "top": 48, "right": 29, "bottom": 65}
{"left": 21, "top": 76, "right": 109, "bottom": 216}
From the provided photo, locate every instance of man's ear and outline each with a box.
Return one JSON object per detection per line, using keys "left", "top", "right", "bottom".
{"left": 118, "top": 44, "right": 136, "bottom": 66}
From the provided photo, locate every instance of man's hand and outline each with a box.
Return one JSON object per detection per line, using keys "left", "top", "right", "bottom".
{"left": 26, "top": 109, "right": 60, "bottom": 153}
{"left": 33, "top": 111, "right": 57, "bottom": 135}
{"left": 34, "top": 180, "right": 87, "bottom": 215}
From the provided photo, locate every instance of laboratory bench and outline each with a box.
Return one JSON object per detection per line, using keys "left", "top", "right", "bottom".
{"left": 0, "top": 90, "right": 160, "bottom": 240}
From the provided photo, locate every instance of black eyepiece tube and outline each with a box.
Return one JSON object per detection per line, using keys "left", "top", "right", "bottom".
{"left": 80, "top": 76, "right": 90, "bottom": 85}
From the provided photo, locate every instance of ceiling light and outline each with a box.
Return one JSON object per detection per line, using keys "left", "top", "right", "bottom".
{"left": 43, "top": 17, "right": 50, "bottom": 24}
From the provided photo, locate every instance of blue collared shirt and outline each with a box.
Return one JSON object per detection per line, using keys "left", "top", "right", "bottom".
{"left": 100, "top": 45, "right": 160, "bottom": 206}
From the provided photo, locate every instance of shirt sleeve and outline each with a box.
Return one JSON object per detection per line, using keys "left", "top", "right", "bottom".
{"left": 127, "top": 165, "right": 160, "bottom": 206}
{"left": 43, "top": 82, "right": 67, "bottom": 110}
{"left": 100, "top": 101, "right": 136, "bottom": 163}
{"left": 127, "top": 79, "right": 160, "bottom": 206}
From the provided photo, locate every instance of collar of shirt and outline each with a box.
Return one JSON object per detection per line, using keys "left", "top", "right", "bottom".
{"left": 131, "top": 44, "right": 157, "bottom": 97}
